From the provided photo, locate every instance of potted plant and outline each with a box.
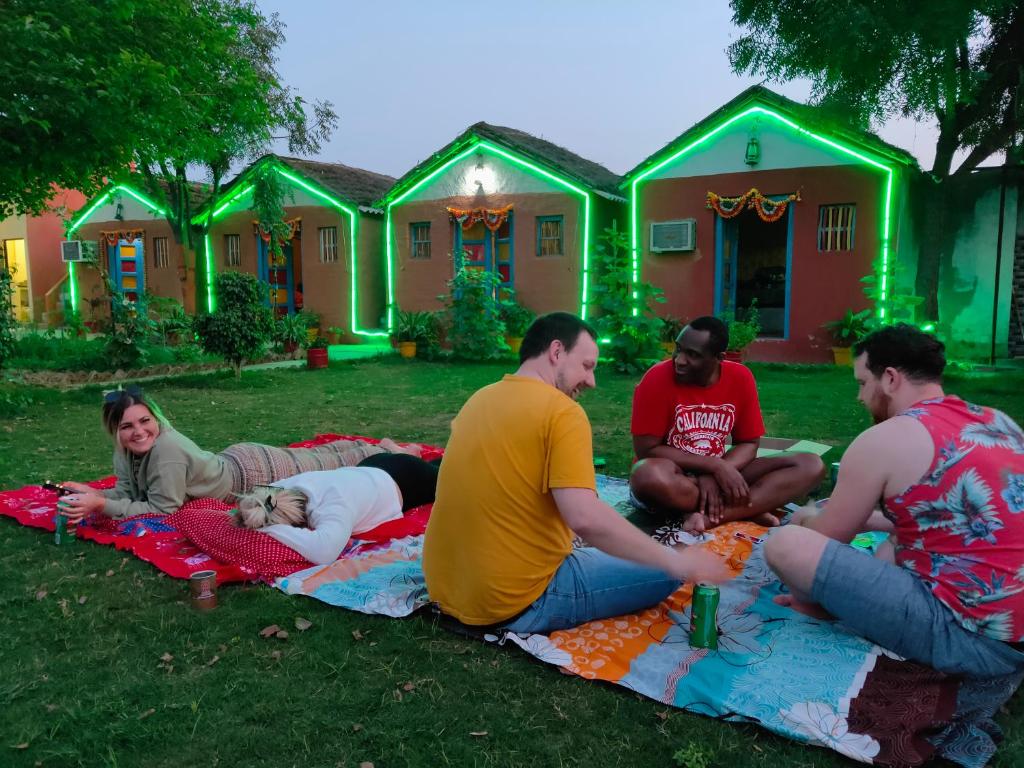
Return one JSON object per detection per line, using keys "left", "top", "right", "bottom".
{"left": 823, "top": 309, "right": 872, "bottom": 366}
{"left": 392, "top": 310, "right": 435, "bottom": 359}
{"left": 325, "top": 325, "right": 344, "bottom": 345}
{"left": 498, "top": 296, "right": 535, "bottom": 355}
{"left": 721, "top": 302, "right": 760, "bottom": 362}
{"left": 305, "top": 335, "right": 329, "bottom": 369}
{"left": 659, "top": 315, "right": 685, "bottom": 358}
{"left": 159, "top": 306, "right": 193, "bottom": 346}
{"left": 276, "top": 314, "right": 307, "bottom": 357}
{"left": 294, "top": 310, "right": 321, "bottom": 345}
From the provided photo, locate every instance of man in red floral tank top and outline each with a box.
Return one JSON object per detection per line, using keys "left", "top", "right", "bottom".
{"left": 766, "top": 324, "right": 1024, "bottom": 681}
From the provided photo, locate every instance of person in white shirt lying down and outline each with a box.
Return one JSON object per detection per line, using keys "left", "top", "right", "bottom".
{"left": 235, "top": 452, "right": 441, "bottom": 565}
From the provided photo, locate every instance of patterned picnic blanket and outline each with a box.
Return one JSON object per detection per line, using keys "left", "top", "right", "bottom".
{"left": 0, "top": 434, "right": 439, "bottom": 582}
{"left": 276, "top": 475, "right": 1020, "bottom": 768}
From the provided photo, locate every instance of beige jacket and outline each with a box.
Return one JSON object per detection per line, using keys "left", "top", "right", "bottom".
{"left": 102, "top": 428, "right": 234, "bottom": 519}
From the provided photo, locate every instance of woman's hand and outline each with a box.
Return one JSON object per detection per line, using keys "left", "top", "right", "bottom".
{"left": 61, "top": 481, "right": 95, "bottom": 494}
{"left": 59, "top": 491, "right": 106, "bottom": 522}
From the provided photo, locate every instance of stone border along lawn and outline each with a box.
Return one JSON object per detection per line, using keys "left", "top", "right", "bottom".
{"left": 6, "top": 345, "right": 395, "bottom": 389}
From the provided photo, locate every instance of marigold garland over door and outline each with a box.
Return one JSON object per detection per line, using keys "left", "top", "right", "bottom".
{"left": 706, "top": 188, "right": 800, "bottom": 223}
{"left": 446, "top": 205, "right": 514, "bottom": 232}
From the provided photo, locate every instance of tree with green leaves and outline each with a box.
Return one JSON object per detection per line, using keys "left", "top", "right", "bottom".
{"left": 2, "top": 0, "right": 335, "bottom": 308}
{"left": 194, "top": 271, "right": 275, "bottom": 378}
{"left": 728, "top": 0, "right": 1023, "bottom": 320}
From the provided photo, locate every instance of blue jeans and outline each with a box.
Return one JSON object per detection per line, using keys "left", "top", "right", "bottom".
{"left": 502, "top": 547, "right": 680, "bottom": 634}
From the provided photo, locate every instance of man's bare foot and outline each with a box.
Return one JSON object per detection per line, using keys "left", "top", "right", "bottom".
{"left": 379, "top": 438, "right": 422, "bottom": 457}
{"left": 682, "top": 512, "right": 706, "bottom": 535}
{"left": 773, "top": 593, "right": 833, "bottom": 620}
{"left": 751, "top": 511, "right": 781, "bottom": 528}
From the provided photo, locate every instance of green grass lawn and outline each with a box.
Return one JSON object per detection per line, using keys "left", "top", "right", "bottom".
{"left": 3, "top": 358, "right": 1023, "bottom": 768}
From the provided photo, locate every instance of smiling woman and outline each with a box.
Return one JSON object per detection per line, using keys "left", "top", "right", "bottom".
{"left": 57, "top": 386, "right": 420, "bottom": 521}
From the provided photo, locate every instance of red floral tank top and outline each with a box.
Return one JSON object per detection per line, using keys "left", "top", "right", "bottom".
{"left": 884, "top": 396, "right": 1024, "bottom": 642}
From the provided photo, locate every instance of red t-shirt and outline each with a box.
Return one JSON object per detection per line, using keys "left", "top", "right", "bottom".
{"left": 631, "top": 360, "right": 765, "bottom": 458}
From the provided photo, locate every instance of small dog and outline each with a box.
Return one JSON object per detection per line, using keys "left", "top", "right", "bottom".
{"left": 236, "top": 485, "right": 310, "bottom": 529}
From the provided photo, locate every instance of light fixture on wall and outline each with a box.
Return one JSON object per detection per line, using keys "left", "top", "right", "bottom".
{"left": 468, "top": 156, "right": 495, "bottom": 194}
{"left": 114, "top": 200, "right": 125, "bottom": 221}
{"left": 744, "top": 120, "right": 762, "bottom": 166}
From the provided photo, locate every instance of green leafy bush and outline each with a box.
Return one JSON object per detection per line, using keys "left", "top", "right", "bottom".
{"left": 660, "top": 315, "right": 685, "bottom": 343}
{"left": 194, "top": 272, "right": 275, "bottom": 378}
{"left": 440, "top": 266, "right": 508, "bottom": 360}
{"left": 498, "top": 292, "right": 536, "bottom": 337}
{"left": 586, "top": 225, "right": 665, "bottom": 373}
{"left": 720, "top": 301, "right": 760, "bottom": 352}
{"left": 0, "top": 269, "right": 16, "bottom": 370}
{"left": 105, "top": 286, "right": 158, "bottom": 369}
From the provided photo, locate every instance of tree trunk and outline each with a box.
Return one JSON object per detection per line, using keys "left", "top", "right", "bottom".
{"left": 913, "top": 178, "right": 966, "bottom": 326}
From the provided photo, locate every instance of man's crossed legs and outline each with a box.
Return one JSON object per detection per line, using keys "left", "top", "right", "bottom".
{"left": 765, "top": 525, "right": 1024, "bottom": 679}
{"left": 629, "top": 453, "right": 825, "bottom": 533}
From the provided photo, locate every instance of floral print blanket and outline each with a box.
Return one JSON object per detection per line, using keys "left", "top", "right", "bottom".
{"left": 277, "top": 475, "right": 1020, "bottom": 767}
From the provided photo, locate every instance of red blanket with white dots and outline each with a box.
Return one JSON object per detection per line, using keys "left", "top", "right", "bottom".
{"left": 0, "top": 435, "right": 441, "bottom": 583}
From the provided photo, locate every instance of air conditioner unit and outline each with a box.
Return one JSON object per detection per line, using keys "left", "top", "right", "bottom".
{"left": 60, "top": 240, "right": 96, "bottom": 262}
{"left": 650, "top": 219, "right": 696, "bottom": 253}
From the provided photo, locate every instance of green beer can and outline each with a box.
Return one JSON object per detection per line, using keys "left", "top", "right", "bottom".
{"left": 54, "top": 503, "right": 76, "bottom": 546}
{"left": 689, "top": 583, "right": 720, "bottom": 650}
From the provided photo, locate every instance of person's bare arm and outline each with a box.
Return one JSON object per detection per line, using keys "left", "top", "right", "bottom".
{"left": 552, "top": 487, "right": 729, "bottom": 583}
{"left": 798, "top": 430, "right": 890, "bottom": 543}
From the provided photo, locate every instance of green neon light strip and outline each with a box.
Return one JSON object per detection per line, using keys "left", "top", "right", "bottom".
{"left": 203, "top": 232, "right": 216, "bottom": 313}
{"left": 385, "top": 140, "right": 593, "bottom": 331}
{"left": 67, "top": 261, "right": 78, "bottom": 316}
{"left": 67, "top": 190, "right": 112, "bottom": 234}
{"left": 628, "top": 105, "right": 895, "bottom": 320}
{"left": 210, "top": 184, "right": 254, "bottom": 220}
{"left": 205, "top": 165, "right": 387, "bottom": 337}
{"left": 65, "top": 184, "right": 166, "bottom": 315}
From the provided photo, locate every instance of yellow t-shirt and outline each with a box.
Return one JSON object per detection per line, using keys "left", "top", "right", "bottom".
{"left": 423, "top": 375, "right": 597, "bottom": 625}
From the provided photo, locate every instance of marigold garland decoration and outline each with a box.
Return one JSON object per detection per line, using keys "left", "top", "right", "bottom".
{"left": 446, "top": 205, "right": 513, "bottom": 232}
{"left": 252, "top": 217, "right": 302, "bottom": 243}
{"left": 99, "top": 229, "right": 145, "bottom": 246}
{"left": 706, "top": 188, "right": 801, "bottom": 223}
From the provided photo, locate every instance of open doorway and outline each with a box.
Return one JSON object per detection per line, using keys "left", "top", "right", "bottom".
{"left": 718, "top": 206, "right": 791, "bottom": 338}
{"left": 3, "top": 239, "right": 32, "bottom": 322}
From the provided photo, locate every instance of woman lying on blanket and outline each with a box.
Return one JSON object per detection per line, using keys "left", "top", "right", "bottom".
{"left": 59, "top": 386, "right": 421, "bottom": 522}
{"left": 234, "top": 452, "right": 440, "bottom": 564}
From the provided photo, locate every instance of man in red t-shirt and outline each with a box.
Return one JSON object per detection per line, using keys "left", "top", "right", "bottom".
{"left": 630, "top": 316, "right": 824, "bottom": 533}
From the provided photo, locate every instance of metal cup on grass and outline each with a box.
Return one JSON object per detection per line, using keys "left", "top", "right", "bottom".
{"left": 189, "top": 570, "right": 218, "bottom": 612}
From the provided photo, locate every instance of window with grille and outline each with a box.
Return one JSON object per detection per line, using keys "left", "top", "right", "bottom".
{"left": 817, "top": 205, "right": 856, "bottom": 251}
{"left": 224, "top": 234, "right": 241, "bottom": 267}
{"left": 410, "top": 222, "right": 431, "bottom": 259}
{"left": 153, "top": 237, "right": 169, "bottom": 268}
{"left": 318, "top": 226, "right": 338, "bottom": 263}
{"left": 537, "top": 216, "right": 564, "bottom": 256}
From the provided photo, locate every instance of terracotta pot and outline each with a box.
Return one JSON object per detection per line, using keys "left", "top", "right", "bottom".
{"left": 505, "top": 336, "right": 523, "bottom": 355}
{"left": 398, "top": 341, "right": 417, "bottom": 359}
{"left": 326, "top": 331, "right": 341, "bottom": 345}
{"left": 831, "top": 346, "right": 853, "bottom": 366}
{"left": 723, "top": 349, "right": 744, "bottom": 363}
{"left": 283, "top": 340, "right": 299, "bottom": 354}
{"left": 306, "top": 347, "right": 328, "bottom": 369}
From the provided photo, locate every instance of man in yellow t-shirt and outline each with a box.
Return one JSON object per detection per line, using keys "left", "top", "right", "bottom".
{"left": 423, "top": 312, "right": 727, "bottom": 634}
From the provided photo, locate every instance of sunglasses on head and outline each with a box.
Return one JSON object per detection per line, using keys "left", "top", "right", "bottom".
{"left": 103, "top": 385, "right": 143, "bottom": 404}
